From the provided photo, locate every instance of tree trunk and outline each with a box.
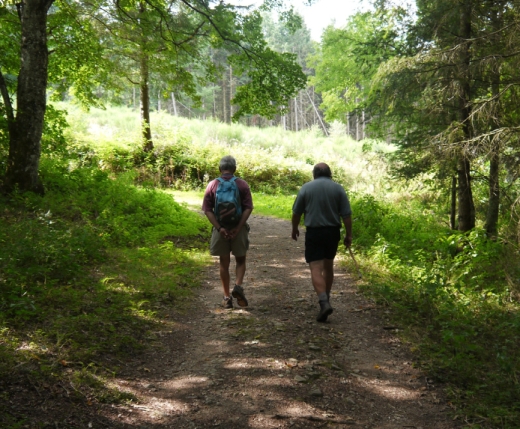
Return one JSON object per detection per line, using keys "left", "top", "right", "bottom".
{"left": 222, "top": 71, "right": 228, "bottom": 123}
{"left": 138, "top": 1, "right": 153, "bottom": 152}
{"left": 3, "top": 0, "right": 54, "bottom": 195}
{"left": 171, "top": 92, "right": 178, "bottom": 116}
{"left": 456, "top": 0, "right": 475, "bottom": 232}
{"left": 485, "top": 3, "right": 502, "bottom": 238}
{"left": 450, "top": 175, "right": 457, "bottom": 230}
{"left": 140, "top": 50, "right": 153, "bottom": 152}
{"left": 229, "top": 65, "right": 233, "bottom": 121}
{"left": 306, "top": 89, "right": 328, "bottom": 136}
{"left": 356, "top": 113, "right": 359, "bottom": 141}
{"left": 212, "top": 88, "right": 216, "bottom": 119}
{"left": 486, "top": 148, "right": 500, "bottom": 236}
{"left": 294, "top": 98, "right": 299, "bottom": 131}
{"left": 362, "top": 110, "right": 365, "bottom": 139}
{"left": 457, "top": 157, "right": 475, "bottom": 231}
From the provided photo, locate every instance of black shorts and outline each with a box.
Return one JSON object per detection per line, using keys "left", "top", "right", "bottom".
{"left": 304, "top": 226, "right": 341, "bottom": 263}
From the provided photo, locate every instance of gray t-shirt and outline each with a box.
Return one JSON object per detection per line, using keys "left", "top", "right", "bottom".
{"left": 292, "top": 177, "right": 352, "bottom": 227}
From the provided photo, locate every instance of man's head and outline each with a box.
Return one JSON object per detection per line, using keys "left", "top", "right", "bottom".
{"left": 219, "top": 155, "right": 237, "bottom": 173}
{"left": 313, "top": 162, "right": 332, "bottom": 179}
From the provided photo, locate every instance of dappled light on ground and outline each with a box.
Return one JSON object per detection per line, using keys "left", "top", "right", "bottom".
{"left": 91, "top": 215, "right": 455, "bottom": 428}
{"left": 165, "top": 376, "right": 209, "bottom": 390}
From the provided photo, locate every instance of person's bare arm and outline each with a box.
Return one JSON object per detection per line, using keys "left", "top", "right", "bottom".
{"left": 291, "top": 213, "right": 302, "bottom": 241}
{"left": 205, "top": 210, "right": 231, "bottom": 238}
{"left": 342, "top": 215, "right": 352, "bottom": 248}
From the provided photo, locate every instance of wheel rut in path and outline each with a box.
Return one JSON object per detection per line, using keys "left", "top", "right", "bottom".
{"left": 112, "top": 215, "right": 457, "bottom": 429}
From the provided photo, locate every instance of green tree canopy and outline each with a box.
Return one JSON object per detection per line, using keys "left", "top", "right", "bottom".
{"left": 0, "top": 0, "right": 308, "bottom": 193}
{"left": 309, "top": 7, "right": 409, "bottom": 123}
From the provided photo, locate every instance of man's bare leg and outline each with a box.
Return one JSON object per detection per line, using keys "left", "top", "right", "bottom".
{"left": 235, "top": 255, "right": 246, "bottom": 285}
{"left": 232, "top": 255, "right": 249, "bottom": 307}
{"left": 323, "top": 258, "right": 334, "bottom": 297}
{"left": 219, "top": 254, "right": 231, "bottom": 297}
{"left": 309, "top": 259, "right": 333, "bottom": 322}
{"left": 309, "top": 260, "right": 327, "bottom": 295}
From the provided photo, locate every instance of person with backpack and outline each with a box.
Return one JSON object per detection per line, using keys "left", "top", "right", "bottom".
{"left": 202, "top": 155, "right": 253, "bottom": 309}
{"left": 291, "top": 163, "right": 352, "bottom": 322}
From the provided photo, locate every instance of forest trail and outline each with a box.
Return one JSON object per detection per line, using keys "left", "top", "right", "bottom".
{"left": 106, "top": 214, "right": 458, "bottom": 429}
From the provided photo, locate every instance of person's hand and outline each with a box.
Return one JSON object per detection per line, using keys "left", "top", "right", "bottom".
{"left": 228, "top": 226, "right": 241, "bottom": 239}
{"left": 344, "top": 235, "right": 352, "bottom": 248}
{"left": 219, "top": 227, "right": 230, "bottom": 239}
{"left": 291, "top": 228, "right": 299, "bottom": 241}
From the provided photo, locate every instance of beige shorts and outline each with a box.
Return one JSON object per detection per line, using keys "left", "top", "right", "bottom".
{"left": 210, "top": 224, "right": 250, "bottom": 257}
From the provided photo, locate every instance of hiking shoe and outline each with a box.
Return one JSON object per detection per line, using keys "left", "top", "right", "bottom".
{"left": 232, "top": 285, "right": 248, "bottom": 307}
{"left": 316, "top": 301, "right": 333, "bottom": 322}
{"left": 222, "top": 296, "right": 233, "bottom": 309}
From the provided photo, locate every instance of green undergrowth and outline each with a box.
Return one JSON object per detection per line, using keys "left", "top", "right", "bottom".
{"left": 347, "top": 195, "right": 520, "bottom": 429}
{"left": 0, "top": 160, "right": 210, "bottom": 426}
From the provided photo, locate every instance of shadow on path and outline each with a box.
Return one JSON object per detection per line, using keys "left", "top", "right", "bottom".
{"left": 100, "top": 215, "right": 457, "bottom": 429}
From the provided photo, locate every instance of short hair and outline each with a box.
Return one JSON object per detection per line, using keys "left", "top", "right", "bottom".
{"left": 219, "top": 155, "right": 237, "bottom": 171}
{"left": 313, "top": 163, "right": 332, "bottom": 179}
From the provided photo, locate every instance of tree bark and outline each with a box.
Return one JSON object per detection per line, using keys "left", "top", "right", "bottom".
{"left": 3, "top": 0, "right": 54, "bottom": 195}
{"left": 222, "top": 70, "right": 228, "bottom": 123}
{"left": 485, "top": 3, "right": 502, "bottom": 237}
{"left": 229, "top": 65, "right": 233, "bottom": 121}
{"left": 456, "top": 0, "right": 475, "bottom": 232}
{"left": 294, "top": 97, "right": 299, "bottom": 131}
{"left": 356, "top": 113, "right": 359, "bottom": 141}
{"left": 457, "top": 157, "right": 475, "bottom": 231}
{"left": 362, "top": 110, "right": 365, "bottom": 140}
{"left": 450, "top": 175, "right": 457, "bottom": 230}
{"left": 138, "top": 1, "right": 153, "bottom": 152}
{"left": 171, "top": 92, "right": 178, "bottom": 116}
{"left": 140, "top": 50, "right": 153, "bottom": 152}
{"left": 0, "top": 70, "right": 15, "bottom": 137}
{"left": 486, "top": 148, "right": 500, "bottom": 236}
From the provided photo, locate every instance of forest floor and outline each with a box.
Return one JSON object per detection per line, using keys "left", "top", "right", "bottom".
{"left": 8, "top": 214, "right": 461, "bottom": 428}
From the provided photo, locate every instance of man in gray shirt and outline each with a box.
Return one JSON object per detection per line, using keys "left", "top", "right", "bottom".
{"left": 291, "top": 163, "right": 352, "bottom": 322}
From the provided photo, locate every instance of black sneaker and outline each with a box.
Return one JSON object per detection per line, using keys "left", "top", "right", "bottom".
{"left": 222, "top": 296, "right": 233, "bottom": 309}
{"left": 232, "top": 285, "right": 248, "bottom": 307}
{"left": 317, "top": 301, "right": 333, "bottom": 322}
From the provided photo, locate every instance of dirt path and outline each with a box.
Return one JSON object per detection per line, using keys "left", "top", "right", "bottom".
{"left": 103, "top": 214, "right": 458, "bottom": 429}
